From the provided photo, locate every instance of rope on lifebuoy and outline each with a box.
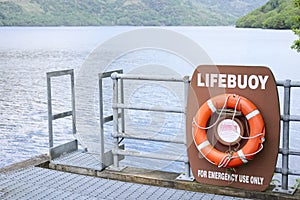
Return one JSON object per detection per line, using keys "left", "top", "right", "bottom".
{"left": 192, "top": 94, "right": 265, "bottom": 168}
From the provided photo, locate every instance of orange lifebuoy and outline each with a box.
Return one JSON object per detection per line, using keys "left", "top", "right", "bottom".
{"left": 193, "top": 94, "right": 265, "bottom": 168}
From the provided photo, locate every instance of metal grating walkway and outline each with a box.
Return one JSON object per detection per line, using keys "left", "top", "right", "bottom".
{"left": 0, "top": 167, "right": 246, "bottom": 200}
{"left": 51, "top": 151, "right": 103, "bottom": 170}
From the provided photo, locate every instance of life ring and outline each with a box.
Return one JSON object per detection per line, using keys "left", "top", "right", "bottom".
{"left": 192, "top": 94, "right": 265, "bottom": 168}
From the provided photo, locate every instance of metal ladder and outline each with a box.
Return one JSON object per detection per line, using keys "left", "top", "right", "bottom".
{"left": 47, "top": 69, "right": 124, "bottom": 170}
{"left": 47, "top": 69, "right": 77, "bottom": 160}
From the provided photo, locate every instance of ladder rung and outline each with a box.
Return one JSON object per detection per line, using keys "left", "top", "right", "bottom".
{"left": 47, "top": 69, "right": 73, "bottom": 78}
{"left": 103, "top": 113, "right": 122, "bottom": 123}
{"left": 53, "top": 111, "right": 72, "bottom": 120}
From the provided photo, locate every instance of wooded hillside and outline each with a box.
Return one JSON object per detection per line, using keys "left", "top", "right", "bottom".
{"left": 236, "top": 0, "right": 300, "bottom": 29}
{"left": 0, "top": 0, "right": 268, "bottom": 26}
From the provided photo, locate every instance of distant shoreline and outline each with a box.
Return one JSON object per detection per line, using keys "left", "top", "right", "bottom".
{"left": 0, "top": 25, "right": 293, "bottom": 31}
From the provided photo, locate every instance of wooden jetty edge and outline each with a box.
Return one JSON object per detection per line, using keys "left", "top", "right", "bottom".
{"left": 1, "top": 155, "right": 299, "bottom": 200}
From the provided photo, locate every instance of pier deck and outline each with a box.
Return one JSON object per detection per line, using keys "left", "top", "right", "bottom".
{"left": 0, "top": 155, "right": 299, "bottom": 199}
{"left": 0, "top": 165, "right": 242, "bottom": 200}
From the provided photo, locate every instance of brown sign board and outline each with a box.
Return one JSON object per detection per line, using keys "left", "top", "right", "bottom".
{"left": 186, "top": 65, "right": 280, "bottom": 191}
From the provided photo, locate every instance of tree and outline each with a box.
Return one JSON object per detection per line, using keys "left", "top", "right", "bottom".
{"left": 291, "top": 0, "right": 300, "bottom": 52}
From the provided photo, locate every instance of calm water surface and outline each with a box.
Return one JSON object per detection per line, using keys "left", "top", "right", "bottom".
{"left": 0, "top": 26, "right": 299, "bottom": 183}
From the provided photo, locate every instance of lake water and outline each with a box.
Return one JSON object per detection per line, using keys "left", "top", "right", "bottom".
{"left": 0, "top": 26, "right": 299, "bottom": 184}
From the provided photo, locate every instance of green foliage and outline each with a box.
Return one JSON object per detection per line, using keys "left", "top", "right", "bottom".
{"left": 0, "top": 0, "right": 268, "bottom": 26}
{"left": 293, "top": 178, "right": 300, "bottom": 189}
{"left": 236, "top": 0, "right": 300, "bottom": 52}
{"left": 236, "top": 0, "right": 300, "bottom": 29}
{"left": 291, "top": 0, "right": 300, "bottom": 52}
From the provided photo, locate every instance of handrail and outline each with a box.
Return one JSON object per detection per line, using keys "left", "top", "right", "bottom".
{"left": 274, "top": 79, "right": 300, "bottom": 194}
{"left": 109, "top": 75, "right": 300, "bottom": 190}
{"left": 98, "top": 70, "right": 124, "bottom": 169}
{"left": 112, "top": 103, "right": 184, "bottom": 113}
{"left": 110, "top": 72, "right": 193, "bottom": 181}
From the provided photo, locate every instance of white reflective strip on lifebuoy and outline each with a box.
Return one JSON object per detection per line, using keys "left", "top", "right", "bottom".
{"left": 237, "top": 150, "right": 248, "bottom": 164}
{"left": 246, "top": 109, "right": 260, "bottom": 120}
{"left": 207, "top": 100, "right": 216, "bottom": 113}
{"left": 197, "top": 140, "right": 210, "bottom": 151}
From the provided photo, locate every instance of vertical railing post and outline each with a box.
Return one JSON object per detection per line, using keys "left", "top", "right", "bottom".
{"left": 176, "top": 76, "right": 194, "bottom": 181}
{"left": 183, "top": 76, "right": 192, "bottom": 178}
{"left": 282, "top": 79, "right": 291, "bottom": 190}
{"left": 111, "top": 72, "right": 120, "bottom": 168}
{"left": 120, "top": 77, "right": 125, "bottom": 134}
{"left": 47, "top": 74, "right": 54, "bottom": 148}
{"left": 70, "top": 71, "right": 76, "bottom": 136}
{"left": 99, "top": 73, "right": 105, "bottom": 168}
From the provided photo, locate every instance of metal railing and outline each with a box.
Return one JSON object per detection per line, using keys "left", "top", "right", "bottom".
{"left": 274, "top": 80, "right": 300, "bottom": 194}
{"left": 47, "top": 69, "right": 77, "bottom": 159}
{"left": 47, "top": 69, "right": 124, "bottom": 170}
{"left": 108, "top": 73, "right": 300, "bottom": 191}
{"left": 45, "top": 69, "right": 300, "bottom": 194}
{"left": 98, "top": 70, "right": 125, "bottom": 169}
{"left": 109, "top": 72, "right": 193, "bottom": 181}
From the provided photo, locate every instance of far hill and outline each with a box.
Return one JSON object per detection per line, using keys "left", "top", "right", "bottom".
{"left": 0, "top": 0, "right": 268, "bottom": 26}
{"left": 236, "top": 0, "right": 300, "bottom": 29}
